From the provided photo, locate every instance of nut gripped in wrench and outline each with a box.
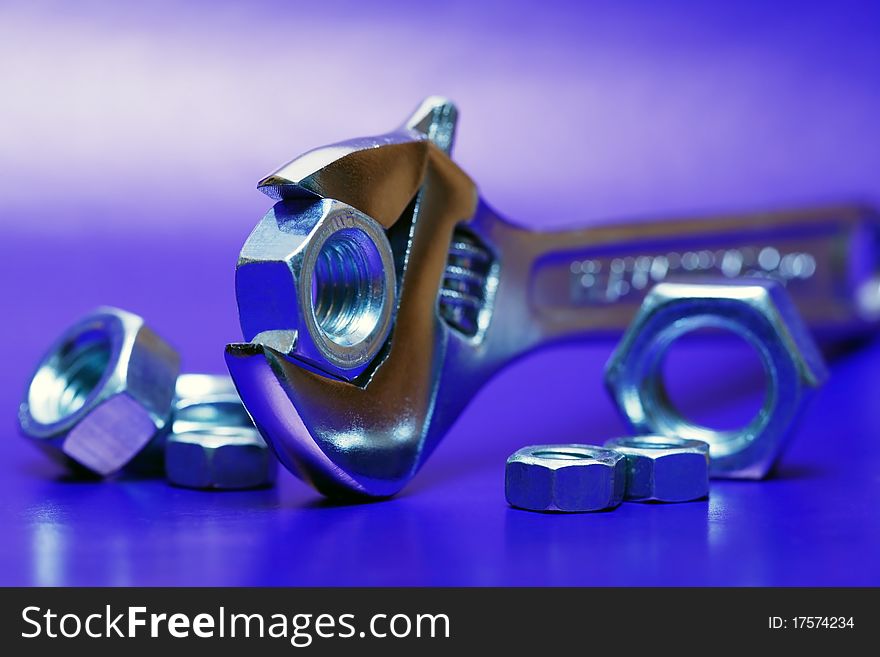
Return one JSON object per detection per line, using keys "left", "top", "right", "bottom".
{"left": 227, "top": 97, "right": 880, "bottom": 498}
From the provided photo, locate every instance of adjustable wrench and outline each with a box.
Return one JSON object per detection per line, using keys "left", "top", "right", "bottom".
{"left": 226, "top": 97, "right": 880, "bottom": 498}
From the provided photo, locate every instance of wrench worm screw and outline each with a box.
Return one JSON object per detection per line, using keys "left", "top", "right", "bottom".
{"left": 440, "top": 229, "right": 495, "bottom": 336}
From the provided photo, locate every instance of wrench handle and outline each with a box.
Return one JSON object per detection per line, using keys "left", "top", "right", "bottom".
{"left": 483, "top": 204, "right": 880, "bottom": 347}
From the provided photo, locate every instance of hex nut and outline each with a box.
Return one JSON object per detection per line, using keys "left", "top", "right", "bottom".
{"left": 166, "top": 374, "right": 277, "bottom": 490}
{"left": 604, "top": 279, "right": 828, "bottom": 479}
{"left": 235, "top": 197, "right": 396, "bottom": 381}
{"left": 18, "top": 307, "right": 180, "bottom": 476}
{"left": 505, "top": 444, "right": 626, "bottom": 513}
{"left": 604, "top": 436, "right": 709, "bottom": 502}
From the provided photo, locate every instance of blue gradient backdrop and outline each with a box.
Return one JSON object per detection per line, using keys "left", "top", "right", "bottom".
{"left": 1, "top": 0, "right": 879, "bottom": 585}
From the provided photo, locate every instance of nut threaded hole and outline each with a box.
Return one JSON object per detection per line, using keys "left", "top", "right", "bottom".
{"left": 654, "top": 330, "right": 768, "bottom": 433}
{"left": 311, "top": 228, "right": 387, "bottom": 348}
{"left": 29, "top": 328, "right": 113, "bottom": 424}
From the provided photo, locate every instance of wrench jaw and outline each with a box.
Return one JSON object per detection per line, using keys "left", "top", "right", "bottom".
{"left": 257, "top": 134, "right": 431, "bottom": 229}
{"left": 224, "top": 305, "right": 492, "bottom": 499}
{"left": 228, "top": 98, "right": 489, "bottom": 497}
{"left": 224, "top": 342, "right": 432, "bottom": 497}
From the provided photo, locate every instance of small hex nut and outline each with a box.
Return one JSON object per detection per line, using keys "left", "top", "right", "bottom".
{"left": 165, "top": 376, "right": 277, "bottom": 490}
{"left": 235, "top": 197, "right": 396, "bottom": 381}
{"left": 604, "top": 436, "right": 709, "bottom": 502}
{"left": 18, "top": 307, "right": 180, "bottom": 476}
{"left": 605, "top": 280, "right": 828, "bottom": 479}
{"left": 505, "top": 444, "right": 626, "bottom": 513}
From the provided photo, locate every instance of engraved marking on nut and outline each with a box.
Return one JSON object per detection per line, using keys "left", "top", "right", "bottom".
{"left": 505, "top": 444, "right": 626, "bottom": 513}
{"left": 298, "top": 210, "right": 396, "bottom": 371}
{"left": 605, "top": 282, "right": 826, "bottom": 479}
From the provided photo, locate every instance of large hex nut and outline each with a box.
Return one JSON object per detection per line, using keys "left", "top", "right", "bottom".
{"left": 18, "top": 307, "right": 180, "bottom": 476}
{"left": 604, "top": 436, "right": 709, "bottom": 502}
{"left": 505, "top": 444, "right": 626, "bottom": 513}
{"left": 604, "top": 280, "right": 828, "bottom": 479}
{"left": 235, "top": 197, "right": 396, "bottom": 381}
{"left": 165, "top": 374, "right": 277, "bottom": 490}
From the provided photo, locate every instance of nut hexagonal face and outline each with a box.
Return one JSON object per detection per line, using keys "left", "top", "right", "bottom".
{"left": 165, "top": 428, "right": 276, "bottom": 490}
{"left": 235, "top": 197, "right": 396, "bottom": 381}
{"left": 604, "top": 436, "right": 709, "bottom": 502}
{"left": 18, "top": 307, "right": 180, "bottom": 476}
{"left": 505, "top": 444, "right": 626, "bottom": 513}
{"left": 604, "top": 280, "right": 827, "bottom": 480}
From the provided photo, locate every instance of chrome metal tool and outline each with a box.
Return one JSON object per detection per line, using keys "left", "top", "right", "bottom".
{"left": 226, "top": 97, "right": 879, "bottom": 498}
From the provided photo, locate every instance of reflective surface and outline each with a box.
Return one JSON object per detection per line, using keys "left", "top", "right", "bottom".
{"left": 3, "top": 335, "right": 880, "bottom": 584}
{"left": 2, "top": 0, "right": 880, "bottom": 585}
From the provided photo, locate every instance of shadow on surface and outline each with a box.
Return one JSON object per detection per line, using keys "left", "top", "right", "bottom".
{"left": 766, "top": 461, "right": 826, "bottom": 481}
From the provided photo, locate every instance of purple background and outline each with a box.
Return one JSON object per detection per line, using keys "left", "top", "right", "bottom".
{"left": 1, "top": 0, "right": 879, "bottom": 585}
